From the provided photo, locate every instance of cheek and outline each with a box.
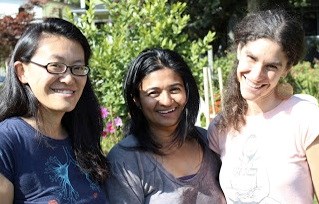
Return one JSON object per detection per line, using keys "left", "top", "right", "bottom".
{"left": 269, "top": 74, "right": 281, "bottom": 85}
{"left": 25, "top": 68, "right": 51, "bottom": 85}
{"left": 237, "top": 59, "right": 250, "bottom": 72}
{"left": 27, "top": 74, "right": 51, "bottom": 93}
{"left": 140, "top": 97, "right": 156, "bottom": 109}
{"left": 175, "top": 93, "right": 187, "bottom": 105}
{"left": 236, "top": 64, "right": 244, "bottom": 81}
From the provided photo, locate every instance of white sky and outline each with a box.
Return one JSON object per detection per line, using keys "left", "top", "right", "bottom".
{"left": 0, "top": 0, "right": 41, "bottom": 17}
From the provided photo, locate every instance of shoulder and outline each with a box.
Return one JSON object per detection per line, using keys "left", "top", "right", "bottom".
{"left": 195, "top": 126, "right": 207, "bottom": 135}
{"left": 285, "top": 95, "right": 319, "bottom": 115}
{"left": 106, "top": 135, "right": 144, "bottom": 163}
{"left": 0, "top": 117, "right": 30, "bottom": 141}
{"left": 294, "top": 94, "right": 318, "bottom": 106}
{"left": 0, "top": 117, "right": 25, "bottom": 129}
{"left": 106, "top": 135, "right": 156, "bottom": 178}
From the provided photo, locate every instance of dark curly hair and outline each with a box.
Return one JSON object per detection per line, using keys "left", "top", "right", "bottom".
{"left": 217, "top": 9, "right": 305, "bottom": 133}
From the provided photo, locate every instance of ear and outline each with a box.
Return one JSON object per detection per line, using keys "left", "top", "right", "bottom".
{"left": 133, "top": 97, "right": 140, "bottom": 108}
{"left": 15, "top": 61, "right": 28, "bottom": 84}
{"left": 237, "top": 43, "right": 243, "bottom": 60}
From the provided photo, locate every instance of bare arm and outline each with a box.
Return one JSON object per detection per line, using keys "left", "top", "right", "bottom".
{"left": 306, "top": 136, "right": 319, "bottom": 201}
{"left": 0, "top": 174, "right": 14, "bottom": 204}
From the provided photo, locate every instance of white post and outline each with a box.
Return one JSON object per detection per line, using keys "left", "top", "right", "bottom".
{"left": 80, "top": 0, "right": 86, "bottom": 9}
{"left": 218, "top": 67, "right": 224, "bottom": 108}
{"left": 203, "top": 67, "right": 210, "bottom": 127}
{"left": 207, "top": 49, "right": 215, "bottom": 119}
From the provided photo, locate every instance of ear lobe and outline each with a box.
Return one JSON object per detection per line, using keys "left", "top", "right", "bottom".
{"left": 15, "top": 61, "right": 28, "bottom": 84}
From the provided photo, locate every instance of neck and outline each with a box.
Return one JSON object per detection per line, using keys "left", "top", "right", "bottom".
{"left": 22, "top": 109, "right": 67, "bottom": 140}
{"left": 150, "top": 125, "right": 177, "bottom": 148}
{"left": 246, "top": 92, "right": 283, "bottom": 116}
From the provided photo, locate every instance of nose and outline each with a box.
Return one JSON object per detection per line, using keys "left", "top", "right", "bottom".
{"left": 159, "top": 91, "right": 174, "bottom": 106}
{"left": 59, "top": 68, "right": 75, "bottom": 84}
{"left": 250, "top": 63, "right": 265, "bottom": 80}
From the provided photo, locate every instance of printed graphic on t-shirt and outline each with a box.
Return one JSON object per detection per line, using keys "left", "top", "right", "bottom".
{"left": 224, "top": 134, "right": 280, "bottom": 204}
{"left": 45, "top": 147, "right": 100, "bottom": 203}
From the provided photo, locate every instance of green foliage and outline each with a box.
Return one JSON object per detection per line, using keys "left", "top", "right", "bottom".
{"left": 289, "top": 0, "right": 309, "bottom": 7}
{"left": 213, "top": 51, "right": 236, "bottom": 86}
{"left": 67, "top": 0, "right": 215, "bottom": 119}
{"left": 289, "top": 61, "right": 319, "bottom": 100}
{"left": 100, "top": 133, "right": 121, "bottom": 155}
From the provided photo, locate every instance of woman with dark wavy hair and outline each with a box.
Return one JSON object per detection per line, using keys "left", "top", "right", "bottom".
{"left": 106, "top": 48, "right": 225, "bottom": 203}
{"left": 208, "top": 9, "right": 319, "bottom": 203}
{"left": 0, "top": 18, "right": 109, "bottom": 203}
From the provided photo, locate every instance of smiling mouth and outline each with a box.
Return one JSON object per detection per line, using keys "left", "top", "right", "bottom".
{"left": 52, "top": 89, "right": 75, "bottom": 94}
{"left": 158, "top": 107, "right": 176, "bottom": 114}
{"left": 244, "top": 77, "right": 265, "bottom": 89}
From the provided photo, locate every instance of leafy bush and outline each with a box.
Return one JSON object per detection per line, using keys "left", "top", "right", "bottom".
{"left": 68, "top": 0, "right": 214, "bottom": 117}
{"left": 100, "top": 106, "right": 123, "bottom": 155}
{"left": 289, "top": 61, "right": 319, "bottom": 100}
{"left": 65, "top": 0, "right": 215, "bottom": 152}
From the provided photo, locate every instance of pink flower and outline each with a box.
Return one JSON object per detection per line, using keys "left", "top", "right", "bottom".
{"left": 102, "top": 129, "right": 108, "bottom": 137}
{"left": 106, "top": 122, "right": 115, "bottom": 133}
{"left": 100, "top": 107, "right": 109, "bottom": 119}
{"left": 114, "top": 117, "right": 123, "bottom": 127}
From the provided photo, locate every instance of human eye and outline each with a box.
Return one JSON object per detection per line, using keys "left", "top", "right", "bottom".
{"left": 147, "top": 90, "right": 159, "bottom": 97}
{"left": 266, "top": 64, "right": 278, "bottom": 71}
{"left": 72, "top": 65, "right": 84, "bottom": 70}
{"left": 71, "top": 65, "right": 88, "bottom": 75}
{"left": 246, "top": 54, "right": 256, "bottom": 61}
{"left": 171, "top": 87, "right": 182, "bottom": 94}
{"left": 48, "top": 62, "right": 65, "bottom": 72}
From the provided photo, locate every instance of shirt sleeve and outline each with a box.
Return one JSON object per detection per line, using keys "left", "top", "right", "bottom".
{"left": 105, "top": 145, "right": 144, "bottom": 204}
{"left": 207, "top": 119, "right": 221, "bottom": 155}
{"left": 299, "top": 101, "right": 319, "bottom": 149}
{"left": 0, "top": 125, "right": 15, "bottom": 183}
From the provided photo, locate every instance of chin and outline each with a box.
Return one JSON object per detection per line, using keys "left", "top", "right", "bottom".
{"left": 53, "top": 105, "right": 77, "bottom": 113}
{"left": 240, "top": 91, "right": 257, "bottom": 101}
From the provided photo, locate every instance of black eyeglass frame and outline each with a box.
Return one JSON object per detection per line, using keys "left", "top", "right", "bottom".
{"left": 25, "top": 60, "right": 90, "bottom": 76}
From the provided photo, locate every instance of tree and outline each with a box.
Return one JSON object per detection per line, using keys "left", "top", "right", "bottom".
{"left": 0, "top": 6, "right": 34, "bottom": 65}
{"left": 169, "top": 0, "right": 312, "bottom": 56}
{"left": 67, "top": 0, "right": 215, "bottom": 118}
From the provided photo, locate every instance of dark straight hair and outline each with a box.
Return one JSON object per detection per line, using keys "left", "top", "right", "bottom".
{"left": 123, "top": 48, "right": 205, "bottom": 155}
{"left": 0, "top": 18, "right": 108, "bottom": 184}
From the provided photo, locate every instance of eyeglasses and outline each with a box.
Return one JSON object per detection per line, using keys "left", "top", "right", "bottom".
{"left": 27, "top": 60, "right": 90, "bottom": 76}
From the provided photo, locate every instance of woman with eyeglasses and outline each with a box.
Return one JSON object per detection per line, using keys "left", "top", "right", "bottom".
{"left": 0, "top": 18, "right": 109, "bottom": 203}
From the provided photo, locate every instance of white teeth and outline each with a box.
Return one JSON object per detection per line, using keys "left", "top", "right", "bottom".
{"left": 158, "top": 108, "right": 175, "bottom": 114}
{"left": 52, "top": 89, "right": 74, "bottom": 94}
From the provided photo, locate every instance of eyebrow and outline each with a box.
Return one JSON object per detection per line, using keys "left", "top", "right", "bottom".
{"left": 143, "top": 82, "right": 184, "bottom": 92}
{"left": 245, "top": 50, "right": 283, "bottom": 67}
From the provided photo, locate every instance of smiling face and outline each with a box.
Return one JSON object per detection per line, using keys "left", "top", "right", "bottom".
{"left": 16, "top": 35, "right": 87, "bottom": 117}
{"left": 237, "top": 38, "right": 290, "bottom": 108}
{"left": 136, "top": 68, "right": 187, "bottom": 132}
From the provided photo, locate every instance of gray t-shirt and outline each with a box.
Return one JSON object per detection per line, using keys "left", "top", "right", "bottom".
{"left": 105, "top": 132, "right": 225, "bottom": 204}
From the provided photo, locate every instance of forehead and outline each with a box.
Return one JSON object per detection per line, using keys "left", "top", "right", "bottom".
{"left": 140, "top": 68, "right": 183, "bottom": 88}
{"left": 242, "top": 38, "right": 288, "bottom": 63}
{"left": 33, "top": 35, "right": 84, "bottom": 61}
